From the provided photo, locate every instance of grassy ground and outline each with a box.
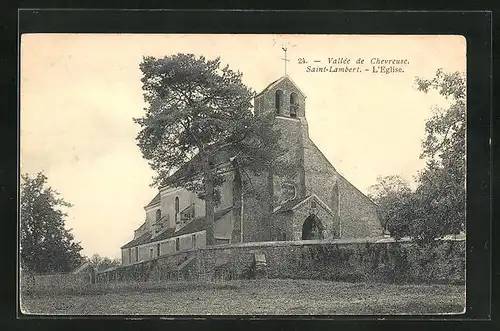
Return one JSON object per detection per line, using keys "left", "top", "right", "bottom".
{"left": 20, "top": 279, "right": 465, "bottom": 315}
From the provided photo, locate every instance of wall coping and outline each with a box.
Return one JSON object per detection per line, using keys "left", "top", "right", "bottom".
{"left": 198, "top": 236, "right": 465, "bottom": 251}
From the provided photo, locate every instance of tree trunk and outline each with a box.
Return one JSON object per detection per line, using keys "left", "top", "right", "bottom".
{"left": 202, "top": 152, "right": 215, "bottom": 246}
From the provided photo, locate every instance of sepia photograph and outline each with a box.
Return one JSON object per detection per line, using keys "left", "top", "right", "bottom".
{"left": 19, "top": 33, "right": 466, "bottom": 315}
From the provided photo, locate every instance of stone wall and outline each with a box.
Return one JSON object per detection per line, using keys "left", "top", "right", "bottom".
{"left": 21, "top": 272, "right": 91, "bottom": 294}
{"left": 100, "top": 238, "right": 465, "bottom": 285}
{"left": 241, "top": 171, "right": 273, "bottom": 243}
{"left": 194, "top": 239, "right": 465, "bottom": 284}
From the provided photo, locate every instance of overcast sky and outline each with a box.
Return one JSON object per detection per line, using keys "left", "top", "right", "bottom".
{"left": 20, "top": 34, "right": 465, "bottom": 259}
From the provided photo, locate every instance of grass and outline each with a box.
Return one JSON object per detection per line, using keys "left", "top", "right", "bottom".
{"left": 20, "top": 279, "right": 465, "bottom": 315}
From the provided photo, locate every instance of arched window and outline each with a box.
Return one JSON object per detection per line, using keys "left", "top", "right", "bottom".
{"left": 290, "top": 92, "right": 298, "bottom": 118}
{"left": 155, "top": 209, "right": 161, "bottom": 221}
{"left": 174, "top": 196, "right": 179, "bottom": 223}
{"left": 275, "top": 90, "right": 284, "bottom": 115}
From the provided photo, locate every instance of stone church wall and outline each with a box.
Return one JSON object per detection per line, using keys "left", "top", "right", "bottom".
{"left": 272, "top": 117, "right": 306, "bottom": 206}
{"left": 302, "top": 136, "right": 339, "bottom": 212}
{"left": 241, "top": 171, "right": 273, "bottom": 242}
{"left": 337, "top": 174, "right": 382, "bottom": 238}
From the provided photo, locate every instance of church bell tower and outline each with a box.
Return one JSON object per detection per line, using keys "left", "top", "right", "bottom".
{"left": 254, "top": 75, "right": 309, "bottom": 222}
{"left": 254, "top": 75, "right": 306, "bottom": 119}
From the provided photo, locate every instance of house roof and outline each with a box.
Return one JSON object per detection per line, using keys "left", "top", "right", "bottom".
{"left": 121, "top": 206, "right": 233, "bottom": 249}
{"left": 255, "top": 75, "right": 307, "bottom": 98}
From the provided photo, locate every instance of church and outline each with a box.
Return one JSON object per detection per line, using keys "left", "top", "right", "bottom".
{"left": 120, "top": 75, "right": 382, "bottom": 265}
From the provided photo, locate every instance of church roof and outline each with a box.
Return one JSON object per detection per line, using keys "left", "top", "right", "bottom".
{"left": 162, "top": 150, "right": 234, "bottom": 188}
{"left": 121, "top": 206, "right": 233, "bottom": 249}
{"left": 273, "top": 194, "right": 335, "bottom": 216}
{"left": 255, "top": 75, "right": 307, "bottom": 98}
{"left": 145, "top": 193, "right": 161, "bottom": 208}
{"left": 273, "top": 196, "right": 310, "bottom": 213}
{"left": 121, "top": 231, "right": 154, "bottom": 249}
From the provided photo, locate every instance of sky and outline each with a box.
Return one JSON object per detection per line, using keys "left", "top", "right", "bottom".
{"left": 20, "top": 34, "right": 466, "bottom": 259}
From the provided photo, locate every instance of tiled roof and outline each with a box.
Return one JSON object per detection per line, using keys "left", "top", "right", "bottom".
{"left": 121, "top": 231, "right": 153, "bottom": 249}
{"left": 121, "top": 207, "right": 233, "bottom": 249}
{"left": 162, "top": 151, "right": 233, "bottom": 188}
{"left": 145, "top": 193, "right": 161, "bottom": 208}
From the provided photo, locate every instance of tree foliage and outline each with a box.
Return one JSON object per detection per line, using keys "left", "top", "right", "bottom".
{"left": 20, "top": 172, "right": 84, "bottom": 274}
{"left": 368, "top": 175, "right": 413, "bottom": 239}
{"left": 369, "top": 69, "right": 466, "bottom": 244}
{"left": 135, "top": 54, "right": 285, "bottom": 245}
{"left": 88, "top": 253, "right": 121, "bottom": 271}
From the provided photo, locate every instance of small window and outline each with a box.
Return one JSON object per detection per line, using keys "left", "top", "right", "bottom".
{"left": 156, "top": 243, "right": 161, "bottom": 257}
{"left": 149, "top": 248, "right": 153, "bottom": 258}
{"left": 128, "top": 249, "right": 132, "bottom": 263}
{"left": 175, "top": 238, "right": 180, "bottom": 251}
{"left": 311, "top": 200, "right": 317, "bottom": 209}
{"left": 135, "top": 247, "right": 139, "bottom": 262}
{"left": 192, "top": 234, "right": 197, "bottom": 248}
{"left": 155, "top": 209, "right": 161, "bottom": 221}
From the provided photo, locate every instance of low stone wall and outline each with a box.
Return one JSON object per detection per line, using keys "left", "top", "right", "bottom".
{"left": 98, "top": 238, "right": 465, "bottom": 285}
{"left": 97, "top": 249, "right": 198, "bottom": 283}
{"left": 196, "top": 238, "right": 465, "bottom": 284}
{"left": 21, "top": 272, "right": 90, "bottom": 294}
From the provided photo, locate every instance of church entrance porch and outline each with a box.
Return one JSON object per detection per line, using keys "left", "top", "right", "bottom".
{"left": 301, "top": 214, "right": 324, "bottom": 240}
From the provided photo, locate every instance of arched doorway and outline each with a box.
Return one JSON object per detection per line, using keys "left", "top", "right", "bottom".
{"left": 301, "top": 214, "right": 324, "bottom": 240}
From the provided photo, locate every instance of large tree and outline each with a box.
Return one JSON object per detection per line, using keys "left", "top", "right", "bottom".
{"left": 369, "top": 69, "right": 465, "bottom": 243}
{"left": 413, "top": 69, "right": 466, "bottom": 241}
{"left": 20, "top": 172, "right": 84, "bottom": 274}
{"left": 135, "top": 54, "right": 284, "bottom": 245}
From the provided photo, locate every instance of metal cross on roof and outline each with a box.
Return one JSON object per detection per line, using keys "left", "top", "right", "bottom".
{"left": 281, "top": 47, "right": 290, "bottom": 75}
